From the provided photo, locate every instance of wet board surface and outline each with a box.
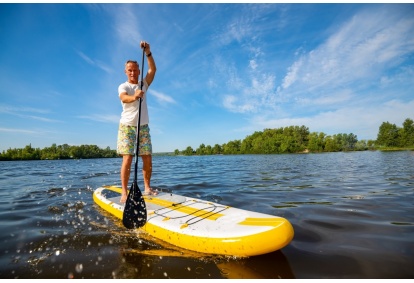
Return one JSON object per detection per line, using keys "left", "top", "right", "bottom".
{"left": 93, "top": 186, "right": 294, "bottom": 257}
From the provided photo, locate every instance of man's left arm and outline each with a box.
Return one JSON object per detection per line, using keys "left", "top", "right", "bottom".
{"left": 143, "top": 43, "right": 156, "bottom": 86}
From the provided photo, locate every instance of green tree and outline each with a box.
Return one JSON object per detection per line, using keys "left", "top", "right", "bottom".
{"left": 222, "top": 140, "right": 241, "bottom": 154}
{"left": 240, "top": 135, "right": 254, "bottom": 154}
{"left": 401, "top": 118, "right": 414, "bottom": 146}
{"left": 212, "top": 144, "right": 222, "bottom": 155}
{"left": 280, "top": 135, "right": 294, "bottom": 153}
{"left": 324, "top": 136, "right": 339, "bottom": 152}
{"left": 376, "top": 122, "right": 400, "bottom": 147}
{"left": 183, "top": 146, "right": 194, "bottom": 156}
{"left": 367, "top": 139, "right": 376, "bottom": 149}
{"left": 343, "top": 133, "right": 358, "bottom": 151}
{"left": 308, "top": 132, "right": 325, "bottom": 152}
{"left": 251, "top": 136, "right": 264, "bottom": 154}
{"left": 204, "top": 145, "right": 213, "bottom": 155}
{"left": 355, "top": 140, "right": 368, "bottom": 151}
{"left": 196, "top": 143, "right": 206, "bottom": 155}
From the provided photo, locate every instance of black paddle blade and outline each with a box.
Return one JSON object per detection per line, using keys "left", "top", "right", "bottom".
{"left": 122, "top": 181, "right": 147, "bottom": 229}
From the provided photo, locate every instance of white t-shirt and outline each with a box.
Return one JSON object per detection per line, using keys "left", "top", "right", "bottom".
{"left": 118, "top": 80, "right": 149, "bottom": 126}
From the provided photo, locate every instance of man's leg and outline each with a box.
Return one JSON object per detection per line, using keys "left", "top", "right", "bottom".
{"left": 139, "top": 124, "right": 156, "bottom": 195}
{"left": 141, "top": 154, "right": 155, "bottom": 194}
{"left": 120, "top": 154, "right": 133, "bottom": 203}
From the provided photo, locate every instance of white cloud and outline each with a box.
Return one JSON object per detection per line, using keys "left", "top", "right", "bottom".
{"left": 77, "top": 114, "right": 119, "bottom": 123}
{"left": 296, "top": 89, "right": 354, "bottom": 106}
{"left": 0, "top": 104, "right": 62, "bottom": 123}
{"left": 282, "top": 58, "right": 302, "bottom": 89}
{"left": 222, "top": 72, "right": 278, "bottom": 114}
{"left": 218, "top": 18, "right": 251, "bottom": 46}
{"left": 0, "top": 104, "right": 49, "bottom": 115}
{"left": 150, "top": 90, "right": 176, "bottom": 105}
{"left": 0, "top": 127, "right": 56, "bottom": 141}
{"left": 76, "top": 50, "right": 113, "bottom": 74}
{"left": 223, "top": 95, "right": 254, "bottom": 113}
{"left": 111, "top": 5, "right": 142, "bottom": 48}
{"left": 249, "top": 59, "right": 258, "bottom": 71}
{"left": 220, "top": 5, "right": 414, "bottom": 128}
{"left": 0, "top": 127, "right": 39, "bottom": 134}
{"left": 77, "top": 50, "right": 94, "bottom": 65}
{"left": 281, "top": 7, "right": 414, "bottom": 95}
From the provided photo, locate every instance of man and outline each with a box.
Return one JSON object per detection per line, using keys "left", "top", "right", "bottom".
{"left": 117, "top": 40, "right": 157, "bottom": 203}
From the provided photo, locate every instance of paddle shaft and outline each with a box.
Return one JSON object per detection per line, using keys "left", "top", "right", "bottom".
{"left": 133, "top": 46, "right": 146, "bottom": 182}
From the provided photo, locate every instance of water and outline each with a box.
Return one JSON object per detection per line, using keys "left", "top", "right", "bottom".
{"left": 0, "top": 151, "right": 413, "bottom": 279}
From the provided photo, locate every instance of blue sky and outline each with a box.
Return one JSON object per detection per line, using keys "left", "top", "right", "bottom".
{"left": 1, "top": 3, "right": 414, "bottom": 153}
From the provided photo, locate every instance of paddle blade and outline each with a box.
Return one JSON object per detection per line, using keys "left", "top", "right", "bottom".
{"left": 122, "top": 181, "right": 147, "bottom": 229}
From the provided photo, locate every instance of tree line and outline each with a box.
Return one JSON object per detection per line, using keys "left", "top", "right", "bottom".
{"left": 2, "top": 118, "right": 413, "bottom": 160}
{"left": 0, "top": 143, "right": 118, "bottom": 161}
{"left": 174, "top": 118, "right": 414, "bottom": 156}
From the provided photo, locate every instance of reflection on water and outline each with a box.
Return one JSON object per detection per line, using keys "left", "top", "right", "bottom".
{"left": 0, "top": 151, "right": 413, "bottom": 278}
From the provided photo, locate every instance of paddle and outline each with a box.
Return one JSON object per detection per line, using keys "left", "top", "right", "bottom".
{"left": 122, "top": 44, "right": 147, "bottom": 229}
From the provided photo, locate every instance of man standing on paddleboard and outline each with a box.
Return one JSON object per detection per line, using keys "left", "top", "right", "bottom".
{"left": 117, "top": 41, "right": 158, "bottom": 203}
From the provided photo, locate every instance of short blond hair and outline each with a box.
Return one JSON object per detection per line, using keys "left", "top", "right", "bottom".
{"left": 125, "top": 60, "right": 139, "bottom": 67}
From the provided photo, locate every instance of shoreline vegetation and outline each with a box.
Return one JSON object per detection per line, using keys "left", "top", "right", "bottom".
{"left": 0, "top": 144, "right": 118, "bottom": 161}
{"left": 1, "top": 118, "right": 413, "bottom": 161}
{"left": 174, "top": 118, "right": 414, "bottom": 156}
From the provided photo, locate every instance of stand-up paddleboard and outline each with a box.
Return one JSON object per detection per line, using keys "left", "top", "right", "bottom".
{"left": 93, "top": 185, "right": 294, "bottom": 257}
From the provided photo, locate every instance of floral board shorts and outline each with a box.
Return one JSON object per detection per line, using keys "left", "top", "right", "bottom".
{"left": 117, "top": 123, "right": 152, "bottom": 156}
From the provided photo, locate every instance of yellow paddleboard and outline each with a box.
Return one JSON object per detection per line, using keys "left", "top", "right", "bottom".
{"left": 93, "top": 186, "right": 294, "bottom": 257}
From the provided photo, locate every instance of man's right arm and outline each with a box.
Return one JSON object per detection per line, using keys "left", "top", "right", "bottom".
{"left": 119, "top": 90, "right": 144, "bottom": 103}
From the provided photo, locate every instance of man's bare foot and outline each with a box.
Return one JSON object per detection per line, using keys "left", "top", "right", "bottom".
{"left": 143, "top": 188, "right": 158, "bottom": 196}
{"left": 120, "top": 193, "right": 127, "bottom": 203}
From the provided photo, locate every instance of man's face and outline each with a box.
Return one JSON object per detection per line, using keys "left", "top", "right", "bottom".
{"left": 125, "top": 62, "right": 140, "bottom": 84}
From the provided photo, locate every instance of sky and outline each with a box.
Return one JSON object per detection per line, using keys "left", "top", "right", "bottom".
{"left": 1, "top": 3, "right": 414, "bottom": 153}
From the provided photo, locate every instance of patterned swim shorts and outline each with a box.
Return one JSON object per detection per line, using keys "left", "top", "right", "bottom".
{"left": 117, "top": 123, "right": 152, "bottom": 156}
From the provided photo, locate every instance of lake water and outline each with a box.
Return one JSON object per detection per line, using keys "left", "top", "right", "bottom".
{"left": 0, "top": 151, "right": 413, "bottom": 279}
